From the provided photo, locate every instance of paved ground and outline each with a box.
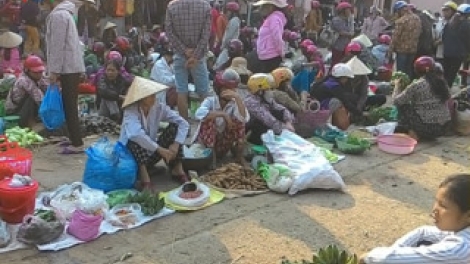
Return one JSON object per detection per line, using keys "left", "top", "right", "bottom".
{"left": 2, "top": 135, "right": 469, "bottom": 264}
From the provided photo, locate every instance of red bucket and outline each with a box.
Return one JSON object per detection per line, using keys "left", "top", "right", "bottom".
{"left": 0, "top": 178, "right": 38, "bottom": 224}
{"left": 0, "top": 136, "right": 33, "bottom": 181}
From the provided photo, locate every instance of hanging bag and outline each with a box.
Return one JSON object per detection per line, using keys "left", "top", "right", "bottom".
{"left": 39, "top": 84, "right": 65, "bottom": 130}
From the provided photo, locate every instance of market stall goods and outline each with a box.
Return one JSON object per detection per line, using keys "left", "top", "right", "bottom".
{"left": 126, "top": 191, "right": 165, "bottom": 216}
{"left": 202, "top": 163, "right": 268, "bottom": 191}
{"left": 79, "top": 115, "right": 120, "bottom": 136}
{"left": 17, "top": 209, "right": 65, "bottom": 245}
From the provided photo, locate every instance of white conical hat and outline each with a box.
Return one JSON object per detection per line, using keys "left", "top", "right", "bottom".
{"left": 122, "top": 77, "right": 169, "bottom": 108}
{"left": 0, "top": 31, "right": 23, "bottom": 48}
{"left": 104, "top": 22, "right": 117, "bottom": 30}
{"left": 346, "top": 56, "right": 372, "bottom": 75}
{"left": 352, "top": 34, "right": 373, "bottom": 48}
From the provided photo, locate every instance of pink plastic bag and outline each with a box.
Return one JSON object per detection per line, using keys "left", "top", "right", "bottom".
{"left": 67, "top": 210, "right": 103, "bottom": 242}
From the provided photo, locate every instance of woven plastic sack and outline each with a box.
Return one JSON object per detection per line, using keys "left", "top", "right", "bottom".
{"left": 17, "top": 211, "right": 65, "bottom": 245}
{"left": 83, "top": 137, "right": 138, "bottom": 192}
{"left": 67, "top": 209, "right": 102, "bottom": 242}
{"left": 39, "top": 85, "right": 65, "bottom": 130}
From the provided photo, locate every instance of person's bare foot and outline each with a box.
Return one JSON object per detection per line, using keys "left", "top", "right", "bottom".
{"left": 407, "top": 130, "right": 419, "bottom": 141}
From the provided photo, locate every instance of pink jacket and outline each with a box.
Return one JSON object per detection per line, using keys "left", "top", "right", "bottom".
{"left": 256, "top": 11, "right": 286, "bottom": 60}
{"left": 0, "top": 48, "right": 22, "bottom": 74}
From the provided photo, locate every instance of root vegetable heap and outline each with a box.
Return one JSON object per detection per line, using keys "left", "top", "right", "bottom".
{"left": 203, "top": 163, "right": 268, "bottom": 191}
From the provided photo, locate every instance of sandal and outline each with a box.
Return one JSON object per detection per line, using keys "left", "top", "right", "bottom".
{"left": 58, "top": 146, "right": 85, "bottom": 155}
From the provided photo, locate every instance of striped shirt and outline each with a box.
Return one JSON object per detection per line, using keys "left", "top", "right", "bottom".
{"left": 364, "top": 225, "right": 470, "bottom": 264}
{"left": 165, "top": 0, "right": 211, "bottom": 59}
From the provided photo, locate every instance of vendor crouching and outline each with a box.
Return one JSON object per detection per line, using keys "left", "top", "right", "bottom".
{"left": 393, "top": 56, "right": 451, "bottom": 141}
{"left": 119, "top": 77, "right": 190, "bottom": 192}
{"left": 193, "top": 69, "right": 250, "bottom": 168}
{"left": 244, "top": 73, "right": 295, "bottom": 145}
{"left": 5, "top": 55, "right": 47, "bottom": 128}
{"left": 271, "top": 67, "right": 302, "bottom": 115}
{"left": 97, "top": 60, "right": 131, "bottom": 122}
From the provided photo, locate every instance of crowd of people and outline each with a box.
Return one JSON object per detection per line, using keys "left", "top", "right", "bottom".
{"left": 0, "top": 0, "right": 470, "bottom": 263}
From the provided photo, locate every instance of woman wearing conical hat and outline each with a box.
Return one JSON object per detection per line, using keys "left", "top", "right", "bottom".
{"left": 119, "top": 77, "right": 190, "bottom": 192}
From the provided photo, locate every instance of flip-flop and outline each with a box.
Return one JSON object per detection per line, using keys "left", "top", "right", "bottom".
{"left": 56, "top": 140, "right": 72, "bottom": 147}
{"left": 58, "top": 146, "right": 85, "bottom": 155}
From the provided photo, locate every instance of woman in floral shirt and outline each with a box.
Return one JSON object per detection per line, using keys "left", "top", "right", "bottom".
{"left": 393, "top": 56, "right": 451, "bottom": 141}
{"left": 244, "top": 73, "right": 295, "bottom": 145}
{"left": 5, "top": 55, "right": 47, "bottom": 128}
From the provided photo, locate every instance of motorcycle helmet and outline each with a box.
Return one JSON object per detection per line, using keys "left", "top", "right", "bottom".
{"left": 247, "top": 73, "right": 276, "bottom": 94}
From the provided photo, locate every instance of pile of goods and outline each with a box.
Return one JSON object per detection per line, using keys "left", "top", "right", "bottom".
{"left": 366, "top": 106, "right": 397, "bottom": 125}
{"left": 16, "top": 209, "right": 65, "bottom": 245}
{"left": 281, "top": 245, "right": 359, "bottom": 264}
{"left": 335, "top": 135, "right": 371, "bottom": 155}
{"left": 202, "top": 163, "right": 268, "bottom": 191}
{"left": 108, "top": 204, "right": 141, "bottom": 228}
{"left": 126, "top": 191, "right": 165, "bottom": 216}
{"left": 5, "top": 127, "right": 44, "bottom": 147}
{"left": 166, "top": 182, "right": 211, "bottom": 208}
{"left": 80, "top": 115, "right": 120, "bottom": 136}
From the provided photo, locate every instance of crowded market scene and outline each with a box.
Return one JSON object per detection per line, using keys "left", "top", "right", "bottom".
{"left": 0, "top": 0, "right": 469, "bottom": 262}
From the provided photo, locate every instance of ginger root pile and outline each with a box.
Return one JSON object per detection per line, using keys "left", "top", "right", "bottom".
{"left": 203, "top": 163, "right": 268, "bottom": 191}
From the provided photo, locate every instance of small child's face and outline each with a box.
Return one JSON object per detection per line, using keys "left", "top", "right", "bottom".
{"left": 432, "top": 187, "right": 470, "bottom": 232}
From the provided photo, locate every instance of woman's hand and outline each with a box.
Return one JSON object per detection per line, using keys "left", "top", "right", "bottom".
{"left": 220, "top": 90, "right": 239, "bottom": 101}
{"left": 157, "top": 147, "right": 174, "bottom": 163}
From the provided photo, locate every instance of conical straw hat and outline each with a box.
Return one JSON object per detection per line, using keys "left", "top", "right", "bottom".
{"left": 104, "top": 22, "right": 117, "bottom": 30}
{"left": 122, "top": 77, "right": 169, "bottom": 108}
{"left": 346, "top": 56, "right": 372, "bottom": 75}
{"left": 352, "top": 34, "right": 373, "bottom": 48}
{"left": 0, "top": 31, "right": 23, "bottom": 48}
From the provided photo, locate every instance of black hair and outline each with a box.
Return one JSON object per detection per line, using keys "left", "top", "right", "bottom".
{"left": 439, "top": 174, "right": 470, "bottom": 213}
{"left": 239, "top": 74, "right": 249, "bottom": 84}
{"left": 424, "top": 69, "right": 450, "bottom": 103}
{"left": 157, "top": 48, "right": 174, "bottom": 60}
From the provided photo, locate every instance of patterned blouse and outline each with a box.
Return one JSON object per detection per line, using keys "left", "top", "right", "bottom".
{"left": 5, "top": 73, "right": 48, "bottom": 113}
{"left": 390, "top": 13, "right": 422, "bottom": 54}
{"left": 393, "top": 78, "right": 450, "bottom": 125}
{"left": 244, "top": 94, "right": 294, "bottom": 134}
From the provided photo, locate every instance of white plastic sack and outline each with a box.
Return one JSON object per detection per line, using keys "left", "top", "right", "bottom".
{"left": 265, "top": 164, "right": 294, "bottom": 193}
{"left": 262, "top": 130, "right": 346, "bottom": 195}
{"left": 166, "top": 182, "right": 210, "bottom": 208}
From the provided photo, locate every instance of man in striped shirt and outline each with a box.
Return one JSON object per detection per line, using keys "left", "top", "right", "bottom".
{"left": 165, "top": 0, "right": 211, "bottom": 121}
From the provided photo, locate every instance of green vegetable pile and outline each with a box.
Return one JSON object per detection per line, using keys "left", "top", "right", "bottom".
{"left": 126, "top": 191, "right": 165, "bottom": 216}
{"left": 107, "top": 190, "right": 135, "bottom": 208}
{"left": 281, "top": 245, "right": 358, "bottom": 264}
{"left": 345, "top": 135, "right": 369, "bottom": 147}
{"left": 5, "top": 126, "right": 44, "bottom": 147}
{"left": 320, "top": 148, "right": 339, "bottom": 163}
{"left": 366, "top": 106, "right": 397, "bottom": 125}
{"left": 35, "top": 209, "right": 57, "bottom": 222}
{"left": 391, "top": 71, "right": 411, "bottom": 90}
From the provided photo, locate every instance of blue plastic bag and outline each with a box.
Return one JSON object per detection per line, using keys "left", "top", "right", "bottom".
{"left": 39, "top": 85, "right": 65, "bottom": 130}
{"left": 83, "top": 137, "right": 138, "bottom": 192}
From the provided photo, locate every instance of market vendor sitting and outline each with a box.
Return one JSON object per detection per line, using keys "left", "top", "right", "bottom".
{"left": 244, "top": 73, "right": 295, "bottom": 145}
{"left": 92, "top": 51, "right": 134, "bottom": 87}
{"left": 344, "top": 56, "right": 386, "bottom": 116}
{"left": 309, "top": 63, "right": 359, "bottom": 125}
{"left": 97, "top": 60, "right": 132, "bottom": 122}
{"left": 192, "top": 69, "right": 250, "bottom": 168}
{"left": 5, "top": 55, "right": 47, "bottom": 128}
{"left": 214, "top": 39, "right": 244, "bottom": 72}
{"left": 393, "top": 56, "right": 451, "bottom": 141}
{"left": 271, "top": 67, "right": 302, "bottom": 115}
{"left": 119, "top": 77, "right": 190, "bottom": 192}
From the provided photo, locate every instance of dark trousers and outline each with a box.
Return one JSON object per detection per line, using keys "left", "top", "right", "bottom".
{"left": 461, "top": 60, "right": 469, "bottom": 86}
{"left": 396, "top": 53, "right": 416, "bottom": 80}
{"left": 443, "top": 57, "right": 463, "bottom": 88}
{"left": 258, "top": 56, "right": 283, "bottom": 73}
{"left": 60, "top": 73, "right": 83, "bottom": 147}
{"left": 7, "top": 96, "right": 38, "bottom": 128}
{"left": 364, "top": 95, "right": 387, "bottom": 110}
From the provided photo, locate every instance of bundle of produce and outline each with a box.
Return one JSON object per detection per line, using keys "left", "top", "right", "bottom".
{"left": 335, "top": 135, "right": 371, "bottom": 155}
{"left": 5, "top": 126, "right": 44, "bottom": 147}
{"left": 281, "top": 244, "right": 358, "bottom": 264}
{"left": 391, "top": 71, "right": 410, "bottom": 90}
{"left": 202, "top": 163, "right": 268, "bottom": 191}
{"left": 80, "top": 115, "right": 120, "bottom": 136}
{"left": 126, "top": 191, "right": 165, "bottom": 216}
{"left": 17, "top": 209, "right": 65, "bottom": 245}
{"left": 366, "top": 106, "right": 397, "bottom": 125}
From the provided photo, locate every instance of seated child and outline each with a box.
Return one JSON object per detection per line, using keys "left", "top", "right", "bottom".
{"left": 271, "top": 67, "right": 302, "bottom": 115}
{"left": 244, "top": 73, "right": 295, "bottom": 145}
{"left": 360, "top": 173, "right": 470, "bottom": 264}
{"left": 193, "top": 69, "right": 250, "bottom": 167}
{"left": 371, "top": 34, "right": 391, "bottom": 68}
{"left": 97, "top": 60, "right": 131, "bottom": 122}
{"left": 5, "top": 55, "right": 47, "bottom": 128}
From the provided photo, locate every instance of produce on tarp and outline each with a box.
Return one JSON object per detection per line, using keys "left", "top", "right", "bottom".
{"left": 80, "top": 115, "right": 120, "bottom": 136}
{"left": 126, "top": 191, "right": 165, "bottom": 216}
{"left": 5, "top": 126, "right": 44, "bottom": 147}
{"left": 202, "top": 163, "right": 268, "bottom": 191}
{"left": 366, "top": 106, "right": 397, "bottom": 125}
{"left": 17, "top": 209, "right": 65, "bottom": 245}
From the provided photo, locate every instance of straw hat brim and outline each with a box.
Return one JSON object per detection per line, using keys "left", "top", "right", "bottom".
{"left": 0, "top": 32, "right": 23, "bottom": 48}
{"left": 346, "top": 56, "right": 372, "bottom": 75}
{"left": 104, "top": 22, "right": 117, "bottom": 30}
{"left": 230, "top": 66, "right": 252, "bottom": 76}
{"left": 253, "top": 0, "right": 288, "bottom": 8}
{"left": 123, "top": 77, "right": 169, "bottom": 108}
{"left": 352, "top": 34, "right": 373, "bottom": 48}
